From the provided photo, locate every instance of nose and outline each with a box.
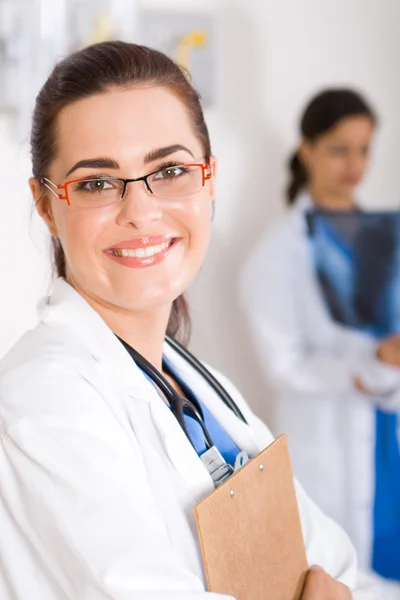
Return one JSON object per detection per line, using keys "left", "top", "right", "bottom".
{"left": 116, "top": 180, "right": 163, "bottom": 229}
{"left": 350, "top": 149, "right": 368, "bottom": 170}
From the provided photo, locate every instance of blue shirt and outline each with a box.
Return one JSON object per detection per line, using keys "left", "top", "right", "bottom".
{"left": 143, "top": 356, "right": 242, "bottom": 468}
{"left": 372, "top": 410, "right": 400, "bottom": 580}
{"left": 308, "top": 212, "right": 400, "bottom": 580}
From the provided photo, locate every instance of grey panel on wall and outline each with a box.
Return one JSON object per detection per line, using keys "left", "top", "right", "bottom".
{"left": 138, "top": 9, "right": 215, "bottom": 107}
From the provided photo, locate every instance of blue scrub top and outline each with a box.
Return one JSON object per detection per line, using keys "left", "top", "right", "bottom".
{"left": 162, "top": 356, "right": 242, "bottom": 467}
{"left": 308, "top": 214, "right": 400, "bottom": 581}
{"left": 372, "top": 410, "right": 400, "bottom": 581}
{"left": 369, "top": 331, "right": 400, "bottom": 580}
{"left": 139, "top": 355, "right": 241, "bottom": 468}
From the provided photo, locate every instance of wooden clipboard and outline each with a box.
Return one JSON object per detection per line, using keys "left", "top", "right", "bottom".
{"left": 194, "top": 435, "right": 308, "bottom": 600}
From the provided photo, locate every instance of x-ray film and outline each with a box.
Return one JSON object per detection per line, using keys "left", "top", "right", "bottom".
{"left": 306, "top": 210, "right": 400, "bottom": 337}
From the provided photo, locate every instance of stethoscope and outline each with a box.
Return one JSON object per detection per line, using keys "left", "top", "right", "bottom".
{"left": 118, "top": 335, "right": 248, "bottom": 452}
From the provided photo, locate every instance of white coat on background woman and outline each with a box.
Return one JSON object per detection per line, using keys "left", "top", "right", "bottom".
{"left": 0, "top": 47, "right": 376, "bottom": 600}
{"left": 240, "top": 89, "right": 400, "bottom": 597}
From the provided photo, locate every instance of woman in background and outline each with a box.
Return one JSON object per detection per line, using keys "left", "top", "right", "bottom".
{"left": 240, "top": 89, "right": 400, "bottom": 597}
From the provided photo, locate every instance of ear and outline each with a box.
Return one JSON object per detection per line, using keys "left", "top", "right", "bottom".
{"left": 298, "top": 140, "right": 312, "bottom": 167}
{"left": 208, "top": 156, "right": 217, "bottom": 197}
{"left": 29, "top": 177, "right": 58, "bottom": 237}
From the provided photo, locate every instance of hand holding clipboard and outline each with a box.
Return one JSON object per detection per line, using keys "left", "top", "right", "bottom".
{"left": 194, "top": 435, "right": 310, "bottom": 600}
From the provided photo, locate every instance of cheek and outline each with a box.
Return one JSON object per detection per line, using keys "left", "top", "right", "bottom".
{"left": 54, "top": 207, "right": 110, "bottom": 261}
{"left": 322, "top": 157, "right": 345, "bottom": 178}
{"left": 182, "top": 196, "right": 212, "bottom": 250}
{"left": 165, "top": 196, "right": 212, "bottom": 276}
{"left": 360, "top": 156, "right": 370, "bottom": 172}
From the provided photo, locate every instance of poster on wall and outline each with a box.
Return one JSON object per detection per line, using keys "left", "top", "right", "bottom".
{"left": 138, "top": 9, "right": 215, "bottom": 107}
{"left": 0, "top": 0, "right": 138, "bottom": 135}
{"left": 307, "top": 210, "right": 400, "bottom": 337}
{"left": 67, "top": 0, "right": 137, "bottom": 52}
{"left": 0, "top": 0, "right": 215, "bottom": 134}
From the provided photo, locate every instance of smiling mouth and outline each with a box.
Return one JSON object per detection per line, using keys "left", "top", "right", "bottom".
{"left": 109, "top": 240, "right": 173, "bottom": 258}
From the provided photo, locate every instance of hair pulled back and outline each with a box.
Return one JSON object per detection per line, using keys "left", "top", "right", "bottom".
{"left": 31, "top": 41, "right": 212, "bottom": 344}
{"left": 286, "top": 88, "right": 376, "bottom": 205}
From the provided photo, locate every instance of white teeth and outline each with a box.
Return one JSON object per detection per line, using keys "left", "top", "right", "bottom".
{"left": 112, "top": 241, "right": 170, "bottom": 258}
{"left": 144, "top": 246, "right": 155, "bottom": 257}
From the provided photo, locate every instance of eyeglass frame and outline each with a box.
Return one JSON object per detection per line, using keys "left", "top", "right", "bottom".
{"left": 40, "top": 161, "right": 212, "bottom": 207}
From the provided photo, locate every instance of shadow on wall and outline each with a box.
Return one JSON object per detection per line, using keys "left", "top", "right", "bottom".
{"left": 189, "top": 1, "right": 285, "bottom": 430}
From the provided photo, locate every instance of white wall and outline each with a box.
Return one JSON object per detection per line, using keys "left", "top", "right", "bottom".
{"left": 0, "top": 117, "right": 50, "bottom": 355}
{"left": 189, "top": 0, "right": 400, "bottom": 427}
{"left": 1, "top": 0, "right": 400, "bottom": 428}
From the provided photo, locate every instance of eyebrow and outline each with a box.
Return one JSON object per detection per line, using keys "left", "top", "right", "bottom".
{"left": 143, "top": 144, "right": 195, "bottom": 163}
{"left": 65, "top": 157, "right": 119, "bottom": 178}
{"left": 64, "top": 145, "right": 195, "bottom": 179}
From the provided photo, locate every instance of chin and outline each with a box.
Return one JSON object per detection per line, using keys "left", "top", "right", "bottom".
{"left": 338, "top": 180, "right": 359, "bottom": 192}
{"left": 111, "top": 284, "right": 183, "bottom": 312}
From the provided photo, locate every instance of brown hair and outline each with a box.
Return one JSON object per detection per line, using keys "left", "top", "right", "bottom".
{"left": 31, "top": 41, "right": 212, "bottom": 345}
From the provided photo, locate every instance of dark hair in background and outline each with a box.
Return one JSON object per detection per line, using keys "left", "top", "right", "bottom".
{"left": 286, "top": 88, "right": 377, "bottom": 205}
{"left": 31, "top": 41, "right": 212, "bottom": 345}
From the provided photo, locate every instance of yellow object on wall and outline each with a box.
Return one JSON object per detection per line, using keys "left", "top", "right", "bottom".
{"left": 84, "top": 14, "right": 114, "bottom": 47}
{"left": 176, "top": 29, "right": 207, "bottom": 71}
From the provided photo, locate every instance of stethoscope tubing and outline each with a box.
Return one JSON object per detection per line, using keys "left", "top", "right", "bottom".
{"left": 165, "top": 335, "right": 248, "bottom": 425}
{"left": 117, "top": 335, "right": 247, "bottom": 452}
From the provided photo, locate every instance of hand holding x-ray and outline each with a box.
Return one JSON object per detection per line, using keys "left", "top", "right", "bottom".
{"left": 376, "top": 334, "right": 400, "bottom": 368}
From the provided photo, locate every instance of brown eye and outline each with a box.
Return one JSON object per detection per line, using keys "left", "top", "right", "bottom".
{"left": 75, "top": 179, "right": 115, "bottom": 193}
{"left": 154, "top": 166, "right": 187, "bottom": 181}
{"left": 163, "top": 169, "right": 177, "bottom": 179}
{"left": 89, "top": 180, "right": 106, "bottom": 191}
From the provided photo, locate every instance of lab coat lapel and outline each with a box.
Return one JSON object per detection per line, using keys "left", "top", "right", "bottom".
{"left": 39, "top": 279, "right": 256, "bottom": 501}
{"left": 42, "top": 280, "right": 215, "bottom": 498}
{"left": 163, "top": 343, "right": 260, "bottom": 458}
{"left": 41, "top": 278, "right": 148, "bottom": 397}
{"left": 146, "top": 387, "right": 215, "bottom": 500}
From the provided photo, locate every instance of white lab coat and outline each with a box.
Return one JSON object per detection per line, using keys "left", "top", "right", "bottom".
{"left": 240, "top": 191, "right": 400, "bottom": 572}
{"left": 0, "top": 278, "right": 378, "bottom": 600}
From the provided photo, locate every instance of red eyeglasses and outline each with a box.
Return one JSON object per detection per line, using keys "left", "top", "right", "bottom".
{"left": 41, "top": 162, "right": 212, "bottom": 210}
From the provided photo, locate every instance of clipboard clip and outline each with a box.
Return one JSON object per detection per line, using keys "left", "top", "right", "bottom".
{"left": 200, "top": 446, "right": 234, "bottom": 487}
{"left": 234, "top": 450, "right": 250, "bottom": 472}
{"left": 200, "top": 447, "right": 250, "bottom": 488}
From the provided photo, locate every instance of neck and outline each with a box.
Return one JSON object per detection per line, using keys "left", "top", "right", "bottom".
{"left": 108, "top": 307, "right": 170, "bottom": 372}
{"left": 308, "top": 184, "right": 354, "bottom": 212}
{"left": 68, "top": 277, "right": 170, "bottom": 371}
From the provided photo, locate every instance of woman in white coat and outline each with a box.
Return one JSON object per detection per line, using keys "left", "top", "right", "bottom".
{"left": 240, "top": 89, "right": 400, "bottom": 595}
{"left": 0, "top": 49, "right": 375, "bottom": 600}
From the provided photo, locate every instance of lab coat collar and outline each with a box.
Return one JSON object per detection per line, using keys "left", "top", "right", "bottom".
{"left": 163, "top": 342, "right": 261, "bottom": 459}
{"left": 294, "top": 188, "right": 362, "bottom": 213}
{"left": 293, "top": 189, "right": 313, "bottom": 213}
{"left": 289, "top": 190, "right": 313, "bottom": 236}
{"left": 39, "top": 279, "right": 216, "bottom": 499}
{"left": 40, "top": 278, "right": 148, "bottom": 396}
{"left": 38, "top": 279, "right": 260, "bottom": 500}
